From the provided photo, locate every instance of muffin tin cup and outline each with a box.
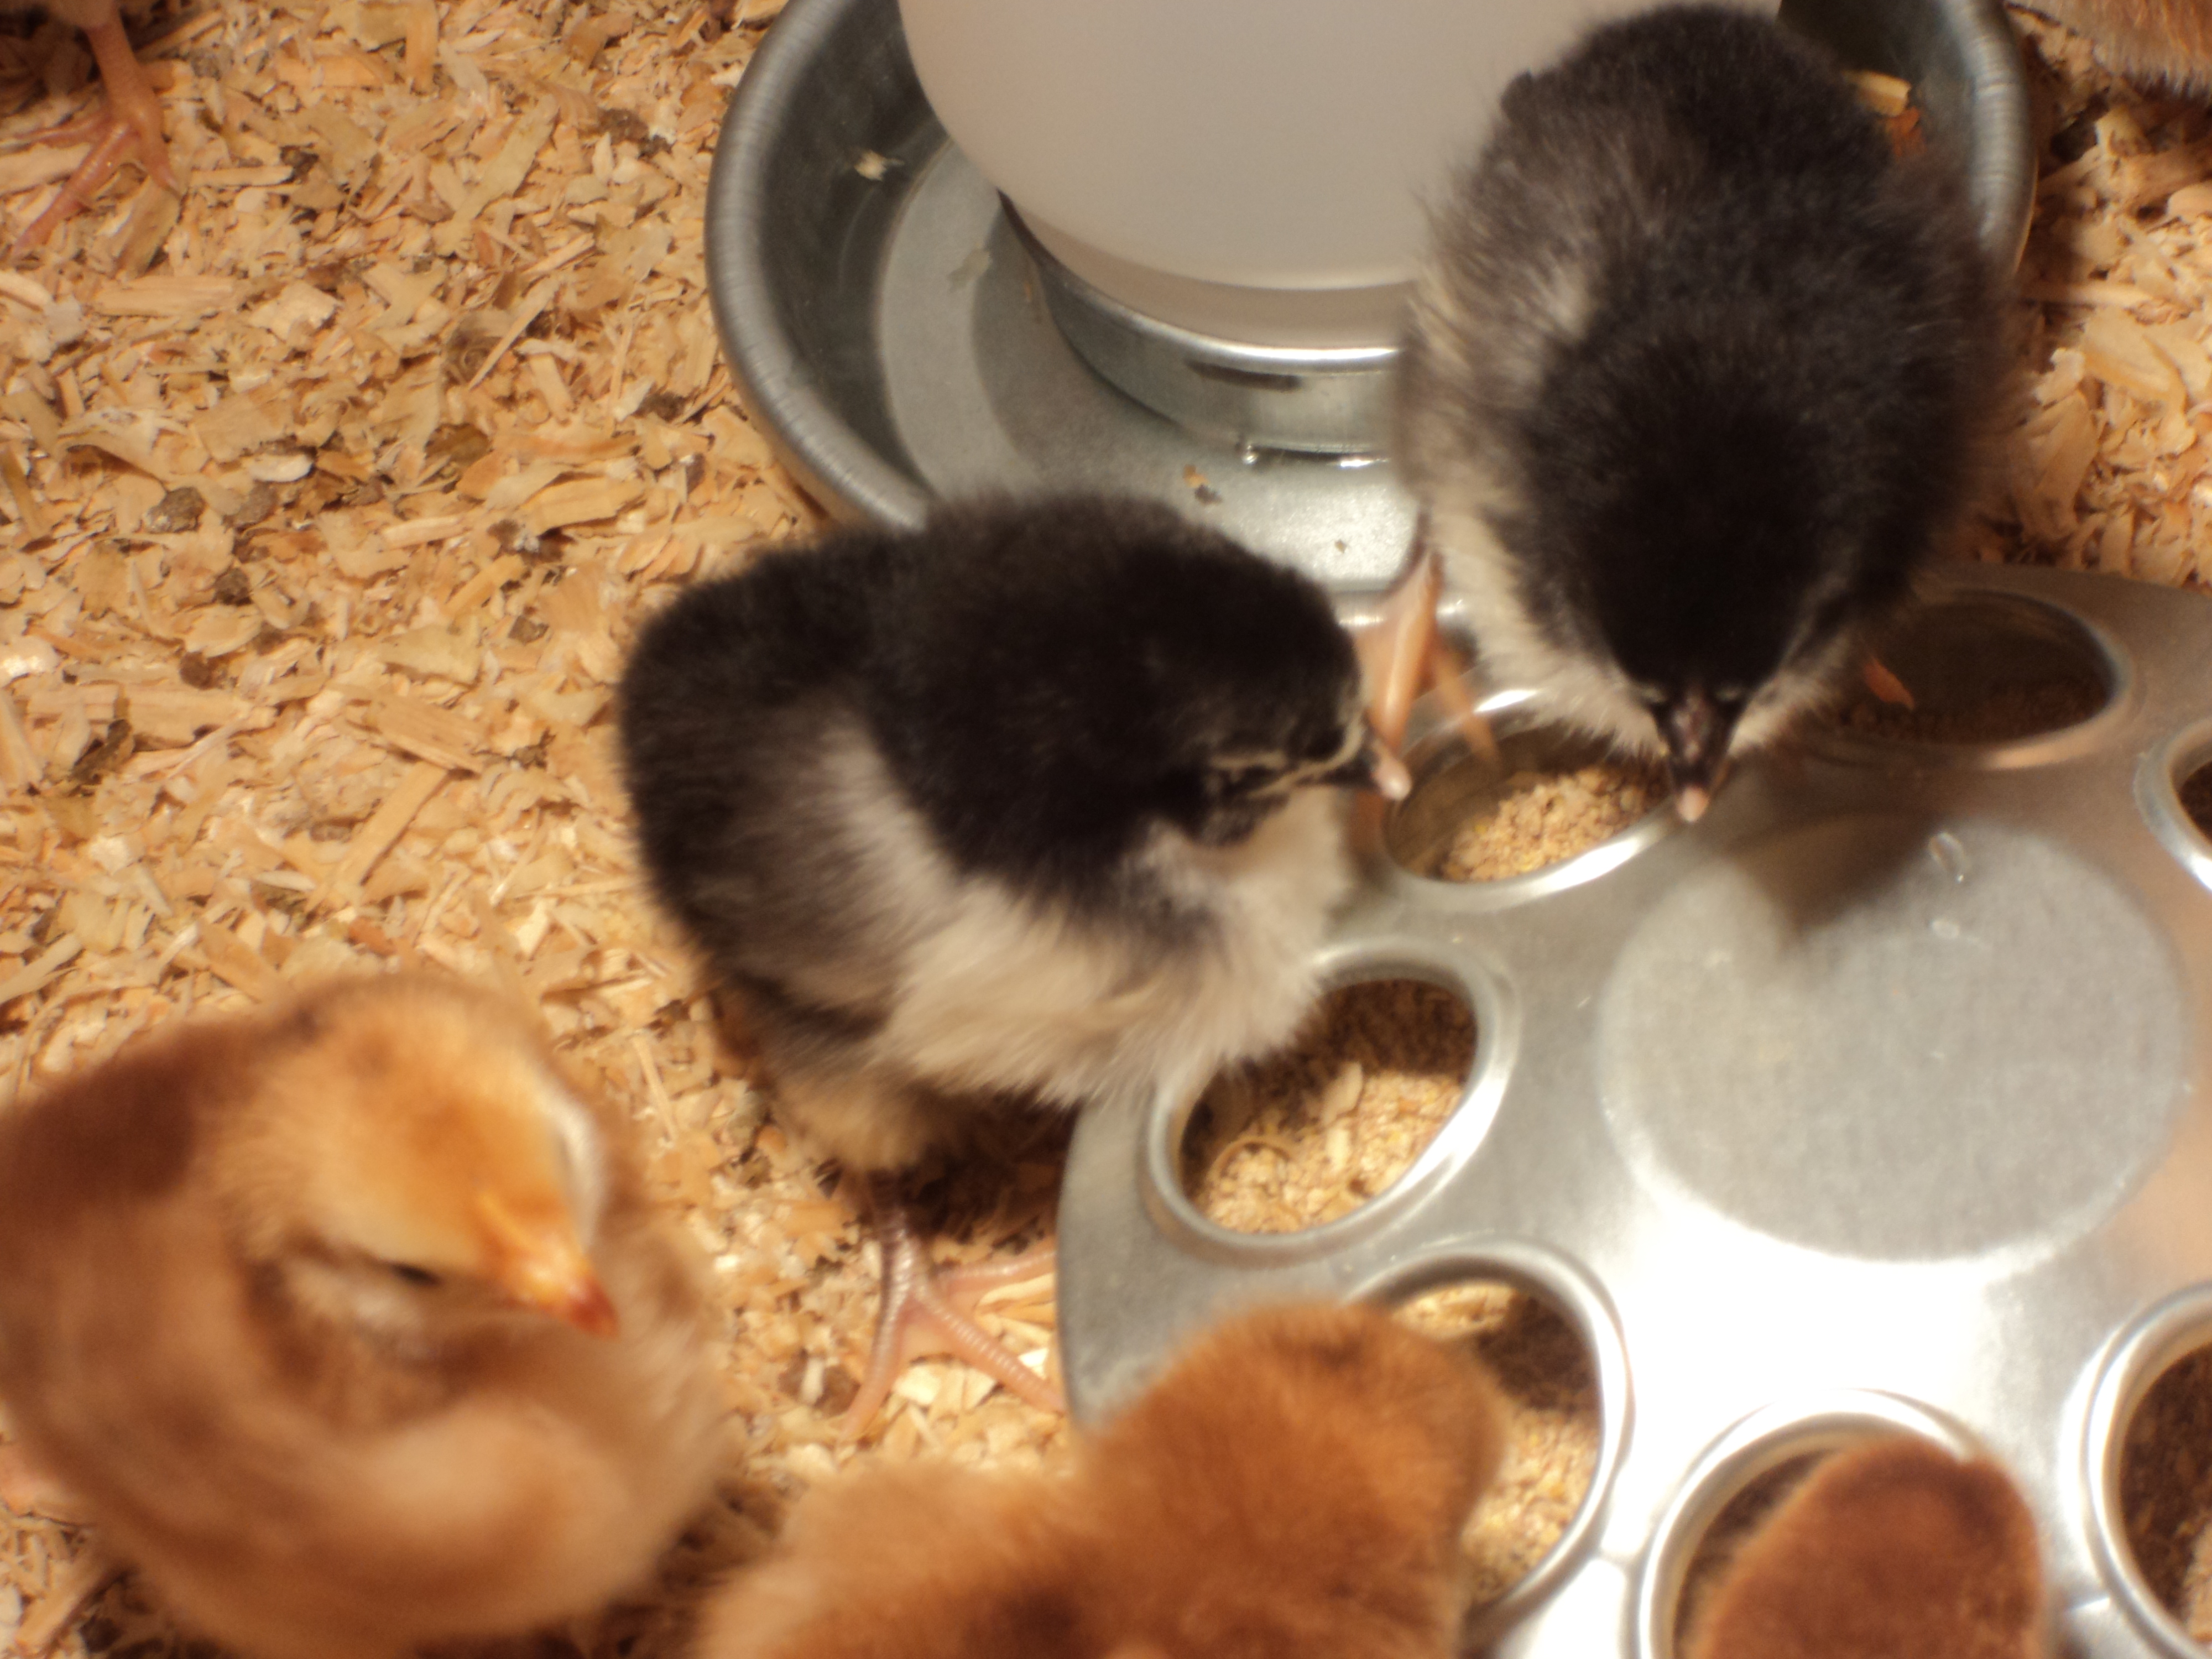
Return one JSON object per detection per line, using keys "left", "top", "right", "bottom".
{"left": 1057, "top": 564, "right": 2212, "bottom": 1657}
{"left": 2082, "top": 1288, "right": 2212, "bottom": 1659}
{"left": 1634, "top": 1391, "right": 1987, "bottom": 1659}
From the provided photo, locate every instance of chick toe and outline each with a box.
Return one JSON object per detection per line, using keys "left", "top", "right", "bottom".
{"left": 842, "top": 1200, "right": 1062, "bottom": 1437}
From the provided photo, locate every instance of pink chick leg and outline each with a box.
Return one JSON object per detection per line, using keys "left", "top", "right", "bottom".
{"left": 1349, "top": 534, "right": 1496, "bottom": 847}
{"left": 1863, "top": 655, "right": 1916, "bottom": 709}
{"left": 1355, "top": 534, "right": 1497, "bottom": 767}
{"left": 841, "top": 1189, "right": 1063, "bottom": 1437}
{"left": 12, "top": 0, "right": 178, "bottom": 254}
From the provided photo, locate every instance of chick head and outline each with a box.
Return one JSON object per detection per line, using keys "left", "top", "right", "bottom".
{"left": 1514, "top": 326, "right": 1907, "bottom": 810}
{"left": 229, "top": 975, "right": 618, "bottom": 1339}
{"left": 884, "top": 497, "right": 1387, "bottom": 879}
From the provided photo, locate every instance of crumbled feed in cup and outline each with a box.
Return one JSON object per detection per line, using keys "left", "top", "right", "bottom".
{"left": 2180, "top": 765, "right": 2212, "bottom": 841}
{"left": 1400, "top": 1284, "right": 1603, "bottom": 1606}
{"left": 1670, "top": 1454, "right": 1828, "bottom": 1650}
{"left": 1432, "top": 764, "right": 1665, "bottom": 883}
{"left": 1183, "top": 980, "right": 1474, "bottom": 1234}
{"left": 1834, "top": 678, "right": 2102, "bottom": 744}
{"left": 2121, "top": 1343, "right": 2212, "bottom": 1638}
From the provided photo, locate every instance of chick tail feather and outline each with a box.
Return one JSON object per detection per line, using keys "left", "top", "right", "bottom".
{"left": 841, "top": 1187, "right": 1063, "bottom": 1437}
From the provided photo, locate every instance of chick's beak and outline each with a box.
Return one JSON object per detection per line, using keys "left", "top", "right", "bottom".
{"left": 1317, "top": 724, "right": 1412, "bottom": 801}
{"left": 1656, "top": 687, "right": 1738, "bottom": 824}
{"left": 474, "top": 1191, "right": 619, "bottom": 1338}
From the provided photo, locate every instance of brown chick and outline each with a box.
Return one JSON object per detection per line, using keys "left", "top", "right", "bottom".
{"left": 2020, "top": 0, "right": 2212, "bottom": 92}
{"left": 0, "top": 973, "right": 726, "bottom": 1659}
{"left": 1684, "top": 1436, "right": 2049, "bottom": 1659}
{"left": 694, "top": 1301, "right": 1506, "bottom": 1659}
{"left": 7, "top": 0, "right": 177, "bottom": 251}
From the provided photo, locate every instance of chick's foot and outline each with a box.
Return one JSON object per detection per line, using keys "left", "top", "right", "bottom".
{"left": 842, "top": 1199, "right": 1062, "bottom": 1437}
{"left": 12, "top": 4, "right": 177, "bottom": 254}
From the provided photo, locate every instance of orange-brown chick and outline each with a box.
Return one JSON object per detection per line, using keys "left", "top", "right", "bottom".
{"left": 696, "top": 1301, "right": 1506, "bottom": 1659}
{"left": 2021, "top": 0, "right": 2212, "bottom": 92}
{"left": 1684, "top": 1436, "right": 2049, "bottom": 1659}
{"left": 0, "top": 973, "right": 726, "bottom": 1659}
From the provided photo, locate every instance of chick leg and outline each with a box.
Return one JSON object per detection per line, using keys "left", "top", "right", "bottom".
{"left": 841, "top": 1190, "right": 1063, "bottom": 1437}
{"left": 1356, "top": 534, "right": 1497, "bottom": 766}
{"left": 12, "top": 0, "right": 178, "bottom": 253}
{"left": 1862, "top": 656, "right": 1916, "bottom": 709}
{"left": 1349, "top": 535, "right": 1495, "bottom": 847}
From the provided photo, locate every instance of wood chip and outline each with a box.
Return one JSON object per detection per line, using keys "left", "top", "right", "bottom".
{"left": 88, "top": 277, "right": 242, "bottom": 319}
{"left": 190, "top": 919, "right": 281, "bottom": 1001}
{"left": 363, "top": 694, "right": 487, "bottom": 773}
{"left": 320, "top": 760, "right": 450, "bottom": 902}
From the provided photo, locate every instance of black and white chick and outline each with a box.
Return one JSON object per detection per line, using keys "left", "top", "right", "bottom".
{"left": 1391, "top": 3, "right": 2007, "bottom": 817}
{"left": 618, "top": 495, "right": 1399, "bottom": 1430}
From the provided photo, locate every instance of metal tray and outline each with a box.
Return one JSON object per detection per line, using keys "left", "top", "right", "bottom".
{"left": 704, "top": 0, "right": 2033, "bottom": 587}
{"left": 1056, "top": 564, "right": 2212, "bottom": 1658}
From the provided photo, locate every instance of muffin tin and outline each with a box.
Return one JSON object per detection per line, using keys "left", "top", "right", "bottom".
{"left": 1055, "top": 563, "right": 2212, "bottom": 1657}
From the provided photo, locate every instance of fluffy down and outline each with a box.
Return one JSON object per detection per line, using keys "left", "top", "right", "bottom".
{"left": 1684, "top": 1436, "right": 2048, "bottom": 1659}
{"left": 1395, "top": 5, "right": 2005, "bottom": 802}
{"left": 0, "top": 974, "right": 726, "bottom": 1659}
{"left": 695, "top": 1302, "right": 1507, "bottom": 1659}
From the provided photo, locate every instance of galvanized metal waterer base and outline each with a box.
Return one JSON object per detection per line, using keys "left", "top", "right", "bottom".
{"left": 705, "top": 0, "right": 2031, "bottom": 586}
{"left": 1057, "top": 563, "right": 2212, "bottom": 1659}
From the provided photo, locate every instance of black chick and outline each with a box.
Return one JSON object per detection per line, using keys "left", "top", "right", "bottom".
{"left": 618, "top": 495, "right": 1395, "bottom": 1429}
{"left": 1392, "top": 3, "right": 2006, "bottom": 816}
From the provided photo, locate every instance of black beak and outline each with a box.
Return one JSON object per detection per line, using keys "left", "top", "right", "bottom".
{"left": 1318, "top": 723, "right": 1412, "bottom": 800}
{"left": 1657, "top": 688, "right": 1739, "bottom": 822}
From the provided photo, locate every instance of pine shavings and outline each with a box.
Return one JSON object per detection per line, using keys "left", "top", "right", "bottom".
{"left": 1999, "top": 7, "right": 2212, "bottom": 584}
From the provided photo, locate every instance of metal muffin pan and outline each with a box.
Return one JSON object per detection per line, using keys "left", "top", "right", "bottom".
{"left": 1056, "top": 564, "right": 2212, "bottom": 1659}
{"left": 705, "top": 0, "right": 2033, "bottom": 585}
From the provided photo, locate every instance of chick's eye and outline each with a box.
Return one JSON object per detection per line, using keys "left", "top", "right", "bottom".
{"left": 386, "top": 1263, "right": 442, "bottom": 1288}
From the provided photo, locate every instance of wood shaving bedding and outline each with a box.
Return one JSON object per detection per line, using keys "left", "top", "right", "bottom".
{"left": 0, "top": 0, "right": 2199, "bottom": 1651}
{"left": 2001, "top": 8, "right": 2212, "bottom": 588}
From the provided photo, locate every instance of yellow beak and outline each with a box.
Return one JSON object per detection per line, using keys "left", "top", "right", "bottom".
{"left": 474, "top": 1190, "right": 619, "bottom": 1337}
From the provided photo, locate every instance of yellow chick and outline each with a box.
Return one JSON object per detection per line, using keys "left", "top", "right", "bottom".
{"left": 0, "top": 973, "right": 726, "bottom": 1659}
{"left": 1684, "top": 1436, "right": 2048, "bottom": 1659}
{"left": 695, "top": 1301, "right": 1506, "bottom": 1659}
